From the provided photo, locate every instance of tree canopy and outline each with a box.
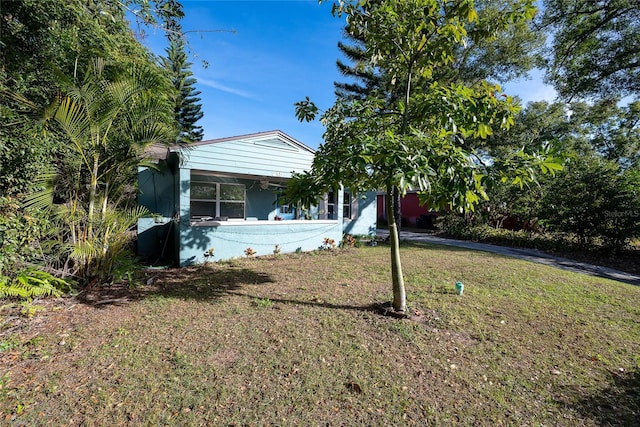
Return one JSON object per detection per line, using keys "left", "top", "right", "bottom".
{"left": 293, "top": 0, "right": 559, "bottom": 313}
{"left": 1, "top": 0, "right": 184, "bottom": 287}
{"left": 160, "top": 35, "right": 205, "bottom": 142}
{"left": 0, "top": 0, "right": 180, "bottom": 198}
{"left": 467, "top": 99, "right": 640, "bottom": 250}
{"left": 542, "top": 0, "right": 640, "bottom": 100}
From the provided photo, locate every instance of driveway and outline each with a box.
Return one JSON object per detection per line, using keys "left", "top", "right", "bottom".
{"left": 377, "top": 229, "right": 640, "bottom": 286}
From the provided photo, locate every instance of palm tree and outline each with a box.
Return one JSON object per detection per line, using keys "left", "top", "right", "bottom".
{"left": 43, "top": 58, "right": 176, "bottom": 284}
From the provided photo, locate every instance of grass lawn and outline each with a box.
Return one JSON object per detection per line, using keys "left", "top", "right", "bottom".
{"left": 1, "top": 242, "right": 639, "bottom": 425}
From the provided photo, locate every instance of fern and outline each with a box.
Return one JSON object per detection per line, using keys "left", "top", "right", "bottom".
{"left": 0, "top": 269, "right": 71, "bottom": 300}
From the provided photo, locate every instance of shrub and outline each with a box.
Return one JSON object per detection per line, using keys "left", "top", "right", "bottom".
{"left": 0, "top": 197, "right": 53, "bottom": 277}
{"left": 340, "top": 234, "right": 357, "bottom": 248}
{"left": 539, "top": 158, "right": 640, "bottom": 250}
{"left": 56, "top": 205, "right": 149, "bottom": 286}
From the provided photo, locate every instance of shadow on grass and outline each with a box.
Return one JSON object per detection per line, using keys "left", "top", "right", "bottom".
{"left": 226, "top": 291, "right": 429, "bottom": 320}
{"left": 227, "top": 290, "right": 381, "bottom": 313}
{"left": 560, "top": 369, "right": 640, "bottom": 426}
{"left": 382, "top": 239, "right": 488, "bottom": 255}
{"left": 77, "top": 265, "right": 275, "bottom": 307}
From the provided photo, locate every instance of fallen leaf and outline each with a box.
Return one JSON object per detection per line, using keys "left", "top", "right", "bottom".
{"left": 346, "top": 381, "right": 363, "bottom": 394}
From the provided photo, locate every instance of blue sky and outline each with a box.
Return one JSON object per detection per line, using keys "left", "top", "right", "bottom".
{"left": 137, "top": 0, "right": 556, "bottom": 150}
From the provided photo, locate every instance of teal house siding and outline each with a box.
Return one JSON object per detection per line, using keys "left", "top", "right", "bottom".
{"left": 137, "top": 131, "right": 376, "bottom": 265}
{"left": 137, "top": 161, "right": 175, "bottom": 260}
{"left": 181, "top": 221, "right": 343, "bottom": 264}
{"left": 179, "top": 132, "right": 315, "bottom": 178}
{"left": 343, "top": 191, "right": 378, "bottom": 236}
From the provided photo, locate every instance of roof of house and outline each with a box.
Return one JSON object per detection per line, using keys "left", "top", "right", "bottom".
{"left": 143, "top": 130, "right": 314, "bottom": 161}
{"left": 144, "top": 143, "right": 171, "bottom": 161}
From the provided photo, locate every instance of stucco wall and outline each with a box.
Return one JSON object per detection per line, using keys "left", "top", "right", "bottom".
{"left": 343, "top": 191, "right": 378, "bottom": 236}
{"left": 178, "top": 220, "right": 343, "bottom": 265}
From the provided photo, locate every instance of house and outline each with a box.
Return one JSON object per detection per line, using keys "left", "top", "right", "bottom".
{"left": 137, "top": 131, "right": 377, "bottom": 265}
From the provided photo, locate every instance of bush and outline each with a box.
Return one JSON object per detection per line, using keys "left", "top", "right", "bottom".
{"left": 0, "top": 197, "right": 53, "bottom": 277}
{"left": 438, "top": 215, "right": 609, "bottom": 253}
{"left": 539, "top": 158, "right": 640, "bottom": 250}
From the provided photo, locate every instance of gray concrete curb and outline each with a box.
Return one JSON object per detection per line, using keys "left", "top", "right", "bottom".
{"left": 377, "top": 229, "right": 640, "bottom": 286}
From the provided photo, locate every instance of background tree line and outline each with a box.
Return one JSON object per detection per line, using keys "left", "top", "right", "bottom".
{"left": 439, "top": 0, "right": 640, "bottom": 252}
{"left": 326, "top": 0, "right": 640, "bottom": 255}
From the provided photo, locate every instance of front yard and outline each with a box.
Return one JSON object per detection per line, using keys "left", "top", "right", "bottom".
{"left": 1, "top": 242, "right": 639, "bottom": 425}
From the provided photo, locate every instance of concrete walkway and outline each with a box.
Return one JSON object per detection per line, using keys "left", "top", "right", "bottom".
{"left": 377, "top": 229, "right": 640, "bottom": 286}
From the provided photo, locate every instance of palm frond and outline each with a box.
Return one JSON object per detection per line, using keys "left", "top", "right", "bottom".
{"left": 54, "top": 97, "right": 91, "bottom": 154}
{"left": 22, "top": 172, "right": 57, "bottom": 211}
{"left": 0, "top": 269, "right": 72, "bottom": 299}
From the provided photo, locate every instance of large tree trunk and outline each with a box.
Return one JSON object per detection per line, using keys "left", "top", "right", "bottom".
{"left": 386, "top": 183, "right": 406, "bottom": 313}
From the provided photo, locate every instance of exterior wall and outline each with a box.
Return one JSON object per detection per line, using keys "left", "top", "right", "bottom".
{"left": 138, "top": 163, "right": 174, "bottom": 217}
{"left": 137, "top": 164, "right": 176, "bottom": 262}
{"left": 377, "top": 193, "right": 386, "bottom": 223}
{"left": 177, "top": 167, "right": 191, "bottom": 264}
{"left": 400, "top": 193, "right": 430, "bottom": 226}
{"left": 343, "top": 191, "right": 377, "bottom": 236}
{"left": 246, "top": 183, "right": 277, "bottom": 220}
{"left": 179, "top": 221, "right": 343, "bottom": 265}
{"left": 190, "top": 174, "right": 279, "bottom": 220}
{"left": 176, "top": 165, "right": 344, "bottom": 265}
{"left": 377, "top": 192, "right": 432, "bottom": 227}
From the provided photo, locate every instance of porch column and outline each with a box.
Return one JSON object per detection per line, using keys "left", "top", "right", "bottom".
{"left": 337, "top": 185, "right": 344, "bottom": 223}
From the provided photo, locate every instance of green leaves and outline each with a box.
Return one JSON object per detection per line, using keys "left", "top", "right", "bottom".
{"left": 543, "top": 0, "right": 640, "bottom": 99}
{"left": 304, "top": 0, "right": 550, "bottom": 313}
{"left": 294, "top": 97, "right": 319, "bottom": 122}
{"left": 294, "top": 0, "right": 550, "bottom": 215}
{"left": 37, "top": 60, "right": 173, "bottom": 285}
{"left": 0, "top": 269, "right": 72, "bottom": 300}
{"left": 160, "top": 34, "right": 204, "bottom": 143}
{"left": 493, "top": 142, "right": 564, "bottom": 190}
{"left": 282, "top": 171, "right": 326, "bottom": 210}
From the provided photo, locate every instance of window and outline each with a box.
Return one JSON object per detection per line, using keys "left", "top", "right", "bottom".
{"left": 190, "top": 174, "right": 245, "bottom": 219}
{"left": 327, "top": 191, "right": 336, "bottom": 219}
{"left": 279, "top": 204, "right": 292, "bottom": 214}
{"left": 327, "top": 190, "right": 352, "bottom": 219}
{"left": 343, "top": 191, "right": 352, "bottom": 219}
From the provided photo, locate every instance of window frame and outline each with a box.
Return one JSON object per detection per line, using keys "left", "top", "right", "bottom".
{"left": 327, "top": 191, "right": 336, "bottom": 219}
{"left": 190, "top": 176, "right": 245, "bottom": 220}
{"left": 343, "top": 190, "right": 352, "bottom": 219}
{"left": 327, "top": 190, "right": 353, "bottom": 220}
